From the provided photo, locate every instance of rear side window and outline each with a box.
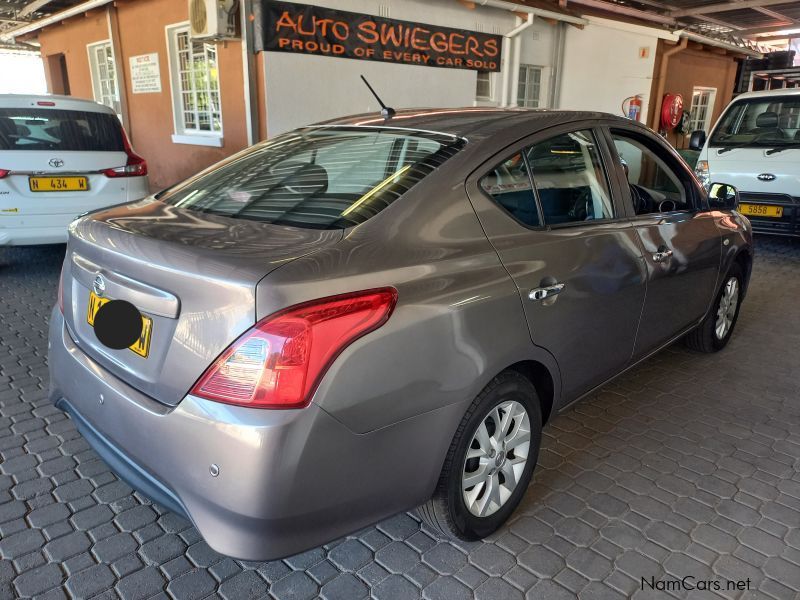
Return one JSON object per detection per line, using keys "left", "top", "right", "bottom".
{"left": 480, "top": 152, "right": 540, "bottom": 227}
{"left": 0, "top": 108, "right": 123, "bottom": 151}
{"left": 159, "top": 127, "right": 464, "bottom": 230}
{"left": 527, "top": 130, "right": 614, "bottom": 225}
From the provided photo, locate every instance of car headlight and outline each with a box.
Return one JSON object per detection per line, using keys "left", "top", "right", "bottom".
{"left": 695, "top": 160, "right": 710, "bottom": 190}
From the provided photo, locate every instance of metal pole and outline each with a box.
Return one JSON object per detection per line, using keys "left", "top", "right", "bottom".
{"left": 241, "top": 0, "right": 259, "bottom": 145}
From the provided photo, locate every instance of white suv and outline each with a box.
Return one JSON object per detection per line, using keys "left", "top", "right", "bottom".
{"left": 0, "top": 94, "right": 148, "bottom": 245}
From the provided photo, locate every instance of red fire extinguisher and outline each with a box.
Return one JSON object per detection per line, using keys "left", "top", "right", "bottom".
{"left": 622, "top": 95, "right": 643, "bottom": 121}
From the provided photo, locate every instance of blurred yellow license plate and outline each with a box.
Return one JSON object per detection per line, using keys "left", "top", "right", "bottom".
{"left": 29, "top": 176, "right": 88, "bottom": 192}
{"left": 739, "top": 203, "right": 783, "bottom": 218}
{"left": 86, "top": 291, "right": 153, "bottom": 358}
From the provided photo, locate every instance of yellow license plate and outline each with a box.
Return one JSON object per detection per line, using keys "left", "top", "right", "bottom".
{"left": 29, "top": 176, "right": 89, "bottom": 192}
{"left": 739, "top": 203, "right": 783, "bottom": 218}
{"left": 86, "top": 291, "right": 153, "bottom": 358}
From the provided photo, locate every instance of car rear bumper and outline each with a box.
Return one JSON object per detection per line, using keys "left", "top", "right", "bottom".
{"left": 0, "top": 224, "right": 69, "bottom": 245}
{"left": 48, "top": 309, "right": 459, "bottom": 560}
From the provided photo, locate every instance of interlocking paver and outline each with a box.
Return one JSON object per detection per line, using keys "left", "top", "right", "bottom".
{"left": 1, "top": 238, "right": 800, "bottom": 597}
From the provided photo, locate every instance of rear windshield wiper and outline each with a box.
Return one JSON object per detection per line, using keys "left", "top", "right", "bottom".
{"left": 766, "top": 143, "right": 800, "bottom": 155}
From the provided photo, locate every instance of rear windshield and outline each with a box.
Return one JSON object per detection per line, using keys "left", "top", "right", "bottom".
{"left": 158, "top": 126, "right": 464, "bottom": 229}
{"left": 0, "top": 108, "right": 124, "bottom": 151}
{"left": 710, "top": 97, "right": 800, "bottom": 148}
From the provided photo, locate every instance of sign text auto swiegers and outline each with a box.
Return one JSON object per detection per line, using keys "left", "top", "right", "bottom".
{"left": 254, "top": 0, "right": 502, "bottom": 72}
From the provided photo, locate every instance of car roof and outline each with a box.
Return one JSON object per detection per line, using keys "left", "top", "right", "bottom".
{"left": 0, "top": 94, "right": 115, "bottom": 114}
{"left": 311, "top": 107, "right": 635, "bottom": 140}
{"left": 732, "top": 88, "right": 800, "bottom": 101}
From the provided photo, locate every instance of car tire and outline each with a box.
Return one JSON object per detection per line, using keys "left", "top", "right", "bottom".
{"left": 417, "top": 371, "right": 542, "bottom": 540}
{"left": 684, "top": 262, "right": 744, "bottom": 353}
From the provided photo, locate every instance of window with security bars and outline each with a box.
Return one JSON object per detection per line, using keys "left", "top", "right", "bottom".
{"left": 689, "top": 87, "right": 716, "bottom": 132}
{"left": 170, "top": 27, "right": 222, "bottom": 136}
{"left": 87, "top": 41, "right": 121, "bottom": 116}
{"left": 517, "top": 65, "right": 542, "bottom": 108}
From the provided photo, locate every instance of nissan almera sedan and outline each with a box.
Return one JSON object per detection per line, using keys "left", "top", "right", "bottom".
{"left": 49, "top": 108, "right": 753, "bottom": 560}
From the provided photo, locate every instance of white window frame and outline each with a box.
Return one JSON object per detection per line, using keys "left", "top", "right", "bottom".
{"left": 87, "top": 40, "right": 121, "bottom": 117}
{"left": 165, "top": 22, "right": 224, "bottom": 147}
{"left": 475, "top": 71, "right": 493, "bottom": 102}
{"left": 688, "top": 86, "right": 717, "bottom": 133}
{"left": 517, "top": 64, "right": 543, "bottom": 109}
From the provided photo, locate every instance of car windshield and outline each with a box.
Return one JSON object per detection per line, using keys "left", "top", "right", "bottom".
{"left": 709, "top": 96, "right": 800, "bottom": 148}
{"left": 158, "top": 126, "right": 464, "bottom": 230}
{"left": 0, "top": 108, "right": 124, "bottom": 151}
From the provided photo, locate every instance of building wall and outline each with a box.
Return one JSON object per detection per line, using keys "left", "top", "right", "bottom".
{"left": 37, "top": 0, "right": 249, "bottom": 190}
{"left": 559, "top": 17, "right": 673, "bottom": 124}
{"left": 649, "top": 42, "right": 738, "bottom": 149}
{"left": 261, "top": 0, "right": 557, "bottom": 136}
{"left": 38, "top": 9, "right": 107, "bottom": 99}
{"left": 35, "top": 0, "right": 562, "bottom": 186}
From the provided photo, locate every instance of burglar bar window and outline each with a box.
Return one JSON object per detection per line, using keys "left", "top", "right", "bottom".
{"left": 517, "top": 65, "right": 542, "bottom": 108}
{"left": 87, "top": 41, "right": 121, "bottom": 116}
{"left": 689, "top": 87, "right": 717, "bottom": 132}
{"left": 167, "top": 24, "right": 223, "bottom": 144}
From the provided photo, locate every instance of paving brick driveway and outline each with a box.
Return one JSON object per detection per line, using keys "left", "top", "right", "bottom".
{"left": 1, "top": 237, "right": 799, "bottom": 600}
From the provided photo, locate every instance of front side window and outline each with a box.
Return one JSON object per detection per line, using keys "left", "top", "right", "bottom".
{"left": 159, "top": 127, "right": 463, "bottom": 229}
{"left": 709, "top": 97, "right": 800, "bottom": 149}
{"left": 87, "top": 41, "right": 121, "bottom": 116}
{"left": 527, "top": 130, "right": 614, "bottom": 225}
{"left": 480, "top": 152, "right": 539, "bottom": 227}
{"left": 517, "top": 65, "right": 542, "bottom": 108}
{"left": 168, "top": 25, "right": 222, "bottom": 138}
{"left": 612, "top": 133, "right": 688, "bottom": 214}
{"left": 688, "top": 87, "right": 716, "bottom": 132}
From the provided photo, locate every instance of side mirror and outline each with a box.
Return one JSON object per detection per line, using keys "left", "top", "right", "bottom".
{"left": 689, "top": 130, "right": 707, "bottom": 151}
{"left": 708, "top": 182, "right": 739, "bottom": 210}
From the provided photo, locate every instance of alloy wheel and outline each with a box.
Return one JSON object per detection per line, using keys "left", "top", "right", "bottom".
{"left": 462, "top": 400, "right": 531, "bottom": 517}
{"left": 715, "top": 276, "right": 739, "bottom": 340}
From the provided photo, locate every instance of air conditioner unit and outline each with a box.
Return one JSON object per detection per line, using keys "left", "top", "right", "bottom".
{"left": 189, "top": 0, "right": 240, "bottom": 40}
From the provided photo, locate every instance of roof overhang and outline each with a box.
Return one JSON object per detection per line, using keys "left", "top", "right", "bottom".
{"left": 0, "top": 0, "right": 111, "bottom": 43}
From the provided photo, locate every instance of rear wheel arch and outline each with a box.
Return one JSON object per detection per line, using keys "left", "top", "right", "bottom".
{"left": 506, "top": 360, "right": 555, "bottom": 425}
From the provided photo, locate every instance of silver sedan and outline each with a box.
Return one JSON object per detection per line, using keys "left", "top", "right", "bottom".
{"left": 49, "top": 109, "right": 752, "bottom": 560}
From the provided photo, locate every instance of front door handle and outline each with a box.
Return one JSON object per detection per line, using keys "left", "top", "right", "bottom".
{"left": 652, "top": 249, "right": 673, "bottom": 263}
{"left": 529, "top": 283, "right": 565, "bottom": 301}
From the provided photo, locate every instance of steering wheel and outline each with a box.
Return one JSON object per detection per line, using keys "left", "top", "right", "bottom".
{"left": 658, "top": 199, "right": 677, "bottom": 213}
{"left": 629, "top": 184, "right": 653, "bottom": 214}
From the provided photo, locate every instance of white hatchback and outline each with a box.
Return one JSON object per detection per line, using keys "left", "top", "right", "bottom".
{"left": 0, "top": 94, "right": 148, "bottom": 245}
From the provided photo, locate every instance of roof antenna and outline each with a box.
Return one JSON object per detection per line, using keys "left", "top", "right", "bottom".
{"left": 360, "top": 75, "right": 396, "bottom": 119}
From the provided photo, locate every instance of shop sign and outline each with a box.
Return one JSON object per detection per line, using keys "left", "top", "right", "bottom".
{"left": 254, "top": 0, "right": 502, "bottom": 72}
{"left": 130, "top": 53, "right": 162, "bottom": 94}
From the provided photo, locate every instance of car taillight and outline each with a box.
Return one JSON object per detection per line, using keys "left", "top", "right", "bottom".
{"left": 102, "top": 127, "right": 147, "bottom": 178}
{"left": 57, "top": 262, "right": 65, "bottom": 314}
{"left": 190, "top": 288, "right": 398, "bottom": 409}
{"left": 0, "top": 169, "right": 9, "bottom": 178}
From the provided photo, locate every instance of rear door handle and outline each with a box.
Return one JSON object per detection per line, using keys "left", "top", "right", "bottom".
{"left": 529, "top": 283, "right": 565, "bottom": 301}
{"left": 652, "top": 249, "right": 673, "bottom": 263}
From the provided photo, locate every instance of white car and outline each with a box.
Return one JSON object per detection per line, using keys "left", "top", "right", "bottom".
{"left": 0, "top": 94, "right": 148, "bottom": 245}
{"left": 691, "top": 88, "right": 800, "bottom": 237}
